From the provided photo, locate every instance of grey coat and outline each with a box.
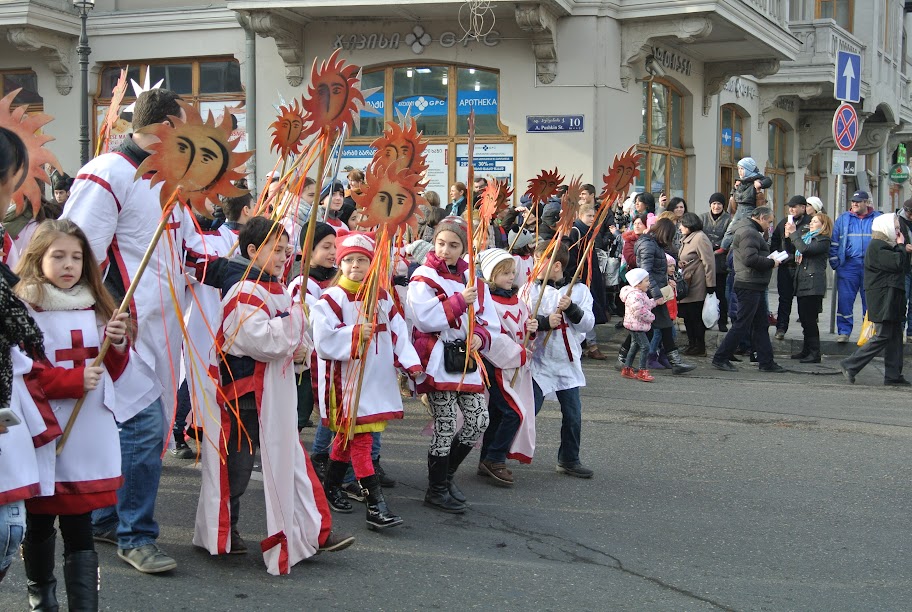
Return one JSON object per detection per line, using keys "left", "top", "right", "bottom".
{"left": 788, "top": 233, "right": 829, "bottom": 297}
{"left": 701, "top": 212, "right": 731, "bottom": 273}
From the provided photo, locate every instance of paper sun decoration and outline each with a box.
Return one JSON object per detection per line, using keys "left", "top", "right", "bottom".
{"left": 600, "top": 146, "right": 643, "bottom": 200}
{"left": 524, "top": 168, "right": 564, "bottom": 205}
{"left": 135, "top": 100, "right": 252, "bottom": 214}
{"left": 269, "top": 98, "right": 306, "bottom": 157}
{"left": 352, "top": 164, "right": 426, "bottom": 233}
{"left": 0, "top": 89, "right": 61, "bottom": 216}
{"left": 301, "top": 49, "right": 367, "bottom": 138}
{"left": 369, "top": 119, "right": 428, "bottom": 176}
{"left": 555, "top": 176, "right": 585, "bottom": 237}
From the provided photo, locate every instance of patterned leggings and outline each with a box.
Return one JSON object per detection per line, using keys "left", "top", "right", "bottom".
{"left": 427, "top": 391, "right": 489, "bottom": 456}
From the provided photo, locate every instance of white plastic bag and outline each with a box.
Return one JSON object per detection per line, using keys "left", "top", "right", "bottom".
{"left": 702, "top": 292, "right": 720, "bottom": 328}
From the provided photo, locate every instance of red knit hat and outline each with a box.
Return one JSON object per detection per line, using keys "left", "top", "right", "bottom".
{"left": 335, "top": 230, "right": 375, "bottom": 264}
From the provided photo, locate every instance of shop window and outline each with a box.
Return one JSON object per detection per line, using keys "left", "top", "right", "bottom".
{"left": 1, "top": 70, "right": 42, "bottom": 112}
{"left": 804, "top": 154, "right": 821, "bottom": 198}
{"left": 816, "top": 0, "right": 853, "bottom": 33}
{"left": 766, "top": 121, "right": 789, "bottom": 214}
{"left": 636, "top": 80, "right": 686, "bottom": 199}
{"left": 719, "top": 104, "right": 746, "bottom": 194}
{"left": 347, "top": 63, "right": 512, "bottom": 198}
{"left": 95, "top": 58, "right": 245, "bottom": 152}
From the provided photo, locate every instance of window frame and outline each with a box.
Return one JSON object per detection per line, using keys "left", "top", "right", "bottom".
{"left": 637, "top": 78, "right": 688, "bottom": 200}
{"left": 719, "top": 104, "right": 747, "bottom": 193}
{"left": 804, "top": 153, "right": 822, "bottom": 198}
{"left": 0, "top": 69, "right": 43, "bottom": 113}
{"left": 348, "top": 62, "right": 515, "bottom": 193}
{"left": 815, "top": 0, "right": 854, "bottom": 33}
{"left": 765, "top": 120, "right": 790, "bottom": 215}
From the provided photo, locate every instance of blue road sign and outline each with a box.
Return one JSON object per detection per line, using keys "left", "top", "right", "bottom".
{"left": 526, "top": 115, "right": 584, "bottom": 133}
{"left": 832, "top": 103, "right": 859, "bottom": 152}
{"left": 835, "top": 51, "right": 861, "bottom": 103}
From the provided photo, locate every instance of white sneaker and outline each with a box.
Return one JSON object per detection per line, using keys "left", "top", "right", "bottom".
{"left": 837, "top": 334, "right": 849, "bottom": 343}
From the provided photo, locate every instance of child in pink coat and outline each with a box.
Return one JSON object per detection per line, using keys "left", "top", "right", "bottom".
{"left": 619, "top": 268, "right": 665, "bottom": 382}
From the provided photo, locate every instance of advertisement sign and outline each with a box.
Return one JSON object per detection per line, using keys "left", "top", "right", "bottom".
{"left": 456, "top": 90, "right": 498, "bottom": 116}
{"left": 394, "top": 95, "right": 447, "bottom": 117}
{"left": 456, "top": 142, "right": 514, "bottom": 189}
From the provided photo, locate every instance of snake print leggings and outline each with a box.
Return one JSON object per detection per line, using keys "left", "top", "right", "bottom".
{"left": 427, "top": 391, "right": 489, "bottom": 456}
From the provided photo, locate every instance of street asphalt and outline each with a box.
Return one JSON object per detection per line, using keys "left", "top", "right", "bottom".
{"left": 1, "top": 345, "right": 910, "bottom": 611}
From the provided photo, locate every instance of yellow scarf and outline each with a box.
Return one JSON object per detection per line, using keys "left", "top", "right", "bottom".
{"left": 337, "top": 275, "right": 362, "bottom": 295}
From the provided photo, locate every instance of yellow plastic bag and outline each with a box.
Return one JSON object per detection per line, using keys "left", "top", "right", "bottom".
{"left": 857, "top": 314, "right": 875, "bottom": 347}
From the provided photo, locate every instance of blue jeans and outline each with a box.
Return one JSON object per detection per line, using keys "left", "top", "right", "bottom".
{"left": 0, "top": 500, "right": 25, "bottom": 572}
{"left": 648, "top": 325, "right": 677, "bottom": 354}
{"left": 532, "top": 381, "right": 582, "bottom": 465}
{"left": 480, "top": 360, "right": 522, "bottom": 463}
{"left": 92, "top": 397, "right": 165, "bottom": 549}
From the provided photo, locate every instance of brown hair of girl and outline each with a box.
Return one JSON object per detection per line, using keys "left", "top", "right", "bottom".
{"left": 14, "top": 219, "right": 119, "bottom": 327}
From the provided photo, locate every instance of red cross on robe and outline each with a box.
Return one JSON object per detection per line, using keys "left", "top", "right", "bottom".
{"left": 55, "top": 330, "right": 100, "bottom": 368}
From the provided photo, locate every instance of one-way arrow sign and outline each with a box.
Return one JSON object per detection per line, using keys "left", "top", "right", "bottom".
{"left": 835, "top": 50, "right": 861, "bottom": 103}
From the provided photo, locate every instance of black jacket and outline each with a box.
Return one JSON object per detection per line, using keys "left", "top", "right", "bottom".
{"left": 732, "top": 175, "right": 772, "bottom": 208}
{"left": 634, "top": 233, "right": 668, "bottom": 300}
{"left": 771, "top": 213, "right": 812, "bottom": 265}
{"left": 701, "top": 211, "right": 731, "bottom": 274}
{"left": 732, "top": 218, "right": 775, "bottom": 291}
{"left": 789, "top": 233, "right": 829, "bottom": 297}
{"left": 863, "top": 236, "right": 910, "bottom": 323}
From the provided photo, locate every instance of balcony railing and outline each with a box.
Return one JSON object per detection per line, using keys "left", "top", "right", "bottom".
{"left": 742, "top": 0, "right": 788, "bottom": 28}
{"left": 787, "top": 19, "right": 865, "bottom": 65}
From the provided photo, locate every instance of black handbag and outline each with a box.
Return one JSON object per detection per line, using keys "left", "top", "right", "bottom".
{"left": 673, "top": 270, "right": 689, "bottom": 301}
{"left": 443, "top": 339, "right": 477, "bottom": 374}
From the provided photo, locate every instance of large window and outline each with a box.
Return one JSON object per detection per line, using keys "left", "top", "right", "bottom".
{"left": 349, "top": 63, "right": 513, "bottom": 198}
{"left": 766, "top": 121, "right": 789, "bottom": 214}
{"left": 883, "top": 0, "right": 895, "bottom": 56}
{"left": 636, "top": 80, "right": 686, "bottom": 199}
{"left": 94, "top": 59, "right": 244, "bottom": 151}
{"left": 1, "top": 70, "right": 42, "bottom": 112}
{"left": 816, "top": 0, "right": 853, "bottom": 32}
{"left": 719, "top": 104, "right": 746, "bottom": 194}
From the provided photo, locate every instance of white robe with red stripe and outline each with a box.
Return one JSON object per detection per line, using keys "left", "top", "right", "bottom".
{"left": 192, "top": 276, "right": 331, "bottom": 575}
{"left": 485, "top": 294, "right": 536, "bottom": 463}
{"left": 520, "top": 281, "right": 594, "bottom": 396}
{"left": 312, "top": 285, "right": 421, "bottom": 432}
{"left": 62, "top": 150, "right": 200, "bottom": 432}
{"left": 407, "top": 256, "right": 499, "bottom": 394}
{"left": 27, "top": 306, "right": 159, "bottom": 509}
{"left": 0, "top": 349, "right": 59, "bottom": 506}
{"left": 513, "top": 254, "right": 535, "bottom": 288}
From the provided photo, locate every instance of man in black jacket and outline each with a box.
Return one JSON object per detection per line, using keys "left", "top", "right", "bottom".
{"left": 771, "top": 195, "right": 811, "bottom": 339}
{"left": 712, "top": 207, "right": 786, "bottom": 373}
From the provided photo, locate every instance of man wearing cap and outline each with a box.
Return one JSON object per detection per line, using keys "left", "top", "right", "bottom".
{"left": 770, "top": 195, "right": 812, "bottom": 340}
{"left": 829, "top": 191, "right": 882, "bottom": 342}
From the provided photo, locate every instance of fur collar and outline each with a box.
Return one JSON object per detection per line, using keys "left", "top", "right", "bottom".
{"left": 21, "top": 282, "right": 95, "bottom": 311}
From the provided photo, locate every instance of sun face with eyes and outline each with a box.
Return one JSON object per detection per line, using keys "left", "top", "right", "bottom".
{"left": 270, "top": 99, "right": 306, "bottom": 156}
{"left": 353, "top": 164, "right": 426, "bottom": 233}
{"left": 301, "top": 49, "right": 364, "bottom": 138}
{"left": 600, "top": 146, "right": 643, "bottom": 201}
{"left": 0, "top": 88, "right": 61, "bottom": 216}
{"left": 524, "top": 168, "right": 564, "bottom": 205}
{"left": 370, "top": 119, "right": 427, "bottom": 176}
{"left": 135, "top": 101, "right": 252, "bottom": 214}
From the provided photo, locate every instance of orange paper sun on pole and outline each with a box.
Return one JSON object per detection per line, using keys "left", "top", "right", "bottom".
{"left": 135, "top": 100, "right": 252, "bottom": 215}
{"left": 0, "top": 88, "right": 61, "bottom": 217}
{"left": 301, "top": 49, "right": 365, "bottom": 139}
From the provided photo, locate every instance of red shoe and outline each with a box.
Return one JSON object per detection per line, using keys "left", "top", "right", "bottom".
{"left": 621, "top": 367, "right": 637, "bottom": 379}
{"left": 636, "top": 369, "right": 655, "bottom": 382}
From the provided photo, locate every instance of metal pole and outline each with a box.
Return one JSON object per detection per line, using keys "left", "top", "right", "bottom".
{"left": 829, "top": 172, "right": 842, "bottom": 334}
{"left": 77, "top": 7, "right": 91, "bottom": 166}
{"left": 241, "top": 14, "right": 257, "bottom": 196}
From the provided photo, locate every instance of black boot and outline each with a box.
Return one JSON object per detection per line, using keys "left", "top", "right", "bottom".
{"left": 790, "top": 338, "right": 810, "bottom": 360}
{"left": 424, "top": 453, "right": 466, "bottom": 514}
{"left": 800, "top": 337, "right": 821, "bottom": 363}
{"left": 372, "top": 456, "right": 396, "bottom": 488}
{"left": 169, "top": 430, "right": 194, "bottom": 459}
{"left": 23, "top": 531, "right": 59, "bottom": 612}
{"left": 667, "top": 350, "right": 696, "bottom": 375}
{"left": 63, "top": 551, "right": 98, "bottom": 612}
{"left": 310, "top": 452, "right": 329, "bottom": 483}
{"left": 361, "top": 474, "right": 402, "bottom": 530}
{"left": 323, "top": 460, "right": 353, "bottom": 513}
{"left": 445, "top": 441, "right": 474, "bottom": 503}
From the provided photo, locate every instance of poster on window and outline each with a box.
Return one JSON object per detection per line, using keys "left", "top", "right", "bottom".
{"left": 199, "top": 101, "right": 247, "bottom": 153}
{"left": 94, "top": 105, "right": 131, "bottom": 153}
{"left": 455, "top": 142, "right": 514, "bottom": 192}
{"left": 423, "top": 144, "right": 448, "bottom": 198}
{"left": 339, "top": 145, "right": 377, "bottom": 185}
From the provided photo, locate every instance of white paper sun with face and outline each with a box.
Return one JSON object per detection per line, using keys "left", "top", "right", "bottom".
{"left": 123, "top": 67, "right": 165, "bottom": 113}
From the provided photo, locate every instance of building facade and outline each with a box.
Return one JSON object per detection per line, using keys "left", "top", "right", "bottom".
{"left": 2, "top": 0, "right": 910, "bottom": 215}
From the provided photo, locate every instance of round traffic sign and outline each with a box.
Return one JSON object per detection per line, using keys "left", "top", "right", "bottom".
{"left": 832, "top": 102, "right": 860, "bottom": 152}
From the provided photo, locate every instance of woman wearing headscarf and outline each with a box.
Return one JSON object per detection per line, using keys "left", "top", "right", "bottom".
{"left": 840, "top": 213, "right": 911, "bottom": 386}
{"left": 677, "top": 212, "right": 715, "bottom": 356}
{"left": 701, "top": 193, "right": 731, "bottom": 331}
{"left": 785, "top": 212, "right": 832, "bottom": 363}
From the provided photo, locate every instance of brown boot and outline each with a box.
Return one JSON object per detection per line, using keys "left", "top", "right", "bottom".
{"left": 586, "top": 344, "right": 608, "bottom": 360}
{"left": 478, "top": 460, "right": 514, "bottom": 487}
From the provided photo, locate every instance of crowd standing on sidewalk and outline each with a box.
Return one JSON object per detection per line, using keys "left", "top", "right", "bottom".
{"left": 3, "top": 86, "right": 912, "bottom": 612}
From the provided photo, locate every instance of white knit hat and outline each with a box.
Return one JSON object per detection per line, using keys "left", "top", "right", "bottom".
{"left": 478, "top": 248, "right": 514, "bottom": 282}
{"left": 625, "top": 268, "right": 649, "bottom": 287}
{"left": 805, "top": 196, "right": 824, "bottom": 213}
{"left": 405, "top": 239, "right": 433, "bottom": 265}
{"left": 507, "top": 228, "right": 534, "bottom": 250}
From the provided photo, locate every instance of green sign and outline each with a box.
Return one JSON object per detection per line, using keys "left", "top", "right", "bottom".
{"left": 898, "top": 143, "right": 907, "bottom": 165}
{"left": 889, "top": 163, "right": 910, "bottom": 184}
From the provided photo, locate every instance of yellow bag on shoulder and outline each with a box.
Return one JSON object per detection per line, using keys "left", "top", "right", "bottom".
{"left": 857, "top": 314, "right": 875, "bottom": 347}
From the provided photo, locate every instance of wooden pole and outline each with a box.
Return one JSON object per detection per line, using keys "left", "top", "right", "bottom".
{"left": 57, "top": 192, "right": 180, "bottom": 454}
